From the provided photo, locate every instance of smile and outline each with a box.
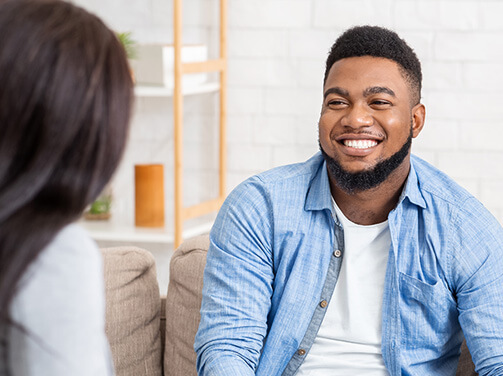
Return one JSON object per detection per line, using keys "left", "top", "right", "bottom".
{"left": 342, "top": 139, "right": 379, "bottom": 149}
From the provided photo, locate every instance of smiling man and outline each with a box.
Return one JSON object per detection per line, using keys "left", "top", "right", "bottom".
{"left": 195, "top": 26, "right": 503, "bottom": 376}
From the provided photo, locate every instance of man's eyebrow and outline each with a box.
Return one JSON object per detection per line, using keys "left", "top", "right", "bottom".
{"left": 323, "top": 87, "right": 349, "bottom": 100}
{"left": 363, "top": 86, "right": 396, "bottom": 97}
{"left": 323, "top": 86, "right": 396, "bottom": 100}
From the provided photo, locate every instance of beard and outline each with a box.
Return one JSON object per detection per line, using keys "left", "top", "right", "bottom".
{"left": 320, "top": 127, "right": 413, "bottom": 194}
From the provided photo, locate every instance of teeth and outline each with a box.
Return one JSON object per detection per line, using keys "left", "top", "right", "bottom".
{"left": 343, "top": 139, "right": 378, "bottom": 149}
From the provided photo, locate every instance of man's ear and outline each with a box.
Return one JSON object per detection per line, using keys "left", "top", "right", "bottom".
{"left": 411, "top": 103, "right": 425, "bottom": 138}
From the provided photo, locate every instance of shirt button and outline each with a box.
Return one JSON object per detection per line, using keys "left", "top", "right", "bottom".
{"left": 334, "top": 249, "right": 342, "bottom": 258}
{"left": 297, "top": 349, "right": 306, "bottom": 356}
{"left": 319, "top": 300, "right": 328, "bottom": 308}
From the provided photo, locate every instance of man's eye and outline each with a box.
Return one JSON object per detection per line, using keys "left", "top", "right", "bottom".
{"left": 371, "top": 100, "right": 391, "bottom": 106}
{"left": 328, "top": 100, "right": 346, "bottom": 107}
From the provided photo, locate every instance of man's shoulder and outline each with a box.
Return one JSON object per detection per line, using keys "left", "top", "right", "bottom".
{"left": 411, "top": 155, "right": 500, "bottom": 229}
{"left": 256, "top": 152, "right": 323, "bottom": 184}
{"left": 224, "top": 152, "right": 324, "bottom": 212}
{"left": 411, "top": 154, "right": 474, "bottom": 207}
{"left": 240, "top": 152, "right": 323, "bottom": 191}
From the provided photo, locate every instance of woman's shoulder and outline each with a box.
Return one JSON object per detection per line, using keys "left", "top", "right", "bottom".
{"left": 42, "top": 222, "right": 101, "bottom": 268}
{"left": 8, "top": 223, "right": 112, "bottom": 375}
{"left": 12, "top": 222, "right": 104, "bottom": 317}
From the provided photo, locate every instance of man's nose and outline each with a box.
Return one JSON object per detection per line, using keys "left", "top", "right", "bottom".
{"left": 341, "top": 104, "right": 373, "bottom": 128}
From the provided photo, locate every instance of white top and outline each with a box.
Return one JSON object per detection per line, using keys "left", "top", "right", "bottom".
{"left": 296, "top": 199, "right": 390, "bottom": 375}
{"left": 7, "top": 223, "right": 114, "bottom": 376}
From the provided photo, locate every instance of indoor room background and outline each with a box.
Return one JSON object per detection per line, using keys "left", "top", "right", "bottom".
{"left": 72, "top": 0, "right": 503, "bottom": 290}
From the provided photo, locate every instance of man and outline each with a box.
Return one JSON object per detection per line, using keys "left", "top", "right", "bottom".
{"left": 194, "top": 26, "right": 503, "bottom": 375}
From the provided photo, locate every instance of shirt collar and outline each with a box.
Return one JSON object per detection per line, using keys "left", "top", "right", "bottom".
{"left": 305, "top": 157, "right": 333, "bottom": 213}
{"left": 400, "top": 156, "right": 427, "bottom": 209}
{"left": 304, "top": 154, "right": 427, "bottom": 213}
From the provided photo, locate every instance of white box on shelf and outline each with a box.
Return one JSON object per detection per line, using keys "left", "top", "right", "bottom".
{"left": 131, "top": 44, "right": 208, "bottom": 89}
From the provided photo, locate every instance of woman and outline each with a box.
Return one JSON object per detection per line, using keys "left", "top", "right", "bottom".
{"left": 0, "top": 0, "right": 133, "bottom": 374}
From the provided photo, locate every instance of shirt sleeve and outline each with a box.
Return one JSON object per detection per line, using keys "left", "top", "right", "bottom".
{"left": 452, "top": 198, "right": 503, "bottom": 376}
{"left": 194, "top": 176, "right": 275, "bottom": 376}
{"left": 8, "top": 223, "right": 114, "bottom": 376}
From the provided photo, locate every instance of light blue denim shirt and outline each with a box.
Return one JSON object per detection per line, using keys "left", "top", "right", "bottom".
{"left": 195, "top": 152, "right": 503, "bottom": 376}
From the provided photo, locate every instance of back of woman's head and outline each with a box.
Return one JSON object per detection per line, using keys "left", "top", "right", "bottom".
{"left": 0, "top": 0, "right": 133, "bottom": 363}
{"left": 0, "top": 0, "right": 133, "bottom": 219}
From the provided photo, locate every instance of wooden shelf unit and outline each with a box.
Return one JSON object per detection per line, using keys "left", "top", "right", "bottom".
{"left": 173, "top": 0, "right": 227, "bottom": 247}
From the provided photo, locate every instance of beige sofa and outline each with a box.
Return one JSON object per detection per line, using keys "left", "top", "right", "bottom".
{"left": 101, "top": 234, "right": 477, "bottom": 376}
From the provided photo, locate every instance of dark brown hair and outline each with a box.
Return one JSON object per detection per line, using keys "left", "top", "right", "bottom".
{"left": 0, "top": 0, "right": 133, "bottom": 371}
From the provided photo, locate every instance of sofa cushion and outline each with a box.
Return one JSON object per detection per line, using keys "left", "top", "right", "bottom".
{"left": 164, "top": 235, "right": 209, "bottom": 376}
{"left": 456, "top": 340, "right": 477, "bottom": 375}
{"left": 102, "top": 247, "right": 162, "bottom": 376}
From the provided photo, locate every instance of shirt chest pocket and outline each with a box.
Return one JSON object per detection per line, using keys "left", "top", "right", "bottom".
{"left": 398, "top": 272, "right": 458, "bottom": 348}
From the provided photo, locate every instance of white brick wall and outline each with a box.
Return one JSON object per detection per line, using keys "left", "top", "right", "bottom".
{"left": 229, "top": 1, "right": 311, "bottom": 29}
{"left": 74, "top": 0, "right": 503, "bottom": 225}
{"left": 313, "top": 0, "right": 394, "bottom": 29}
{"left": 394, "top": 1, "right": 480, "bottom": 31}
{"left": 435, "top": 32, "right": 503, "bottom": 61}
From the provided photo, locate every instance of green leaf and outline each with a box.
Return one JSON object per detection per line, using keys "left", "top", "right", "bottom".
{"left": 116, "top": 31, "right": 137, "bottom": 60}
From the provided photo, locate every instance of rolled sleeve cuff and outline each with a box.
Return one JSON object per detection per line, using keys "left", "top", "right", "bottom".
{"left": 199, "top": 354, "right": 255, "bottom": 376}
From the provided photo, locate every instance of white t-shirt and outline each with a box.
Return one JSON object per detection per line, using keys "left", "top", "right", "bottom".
{"left": 6, "top": 223, "right": 114, "bottom": 376}
{"left": 296, "top": 199, "right": 391, "bottom": 375}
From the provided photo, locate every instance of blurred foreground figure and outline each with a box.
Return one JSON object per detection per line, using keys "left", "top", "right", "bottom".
{"left": 0, "top": 0, "right": 133, "bottom": 375}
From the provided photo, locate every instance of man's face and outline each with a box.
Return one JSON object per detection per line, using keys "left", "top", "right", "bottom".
{"left": 318, "top": 56, "right": 424, "bottom": 192}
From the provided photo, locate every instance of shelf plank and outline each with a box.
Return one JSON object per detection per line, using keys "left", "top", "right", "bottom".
{"left": 79, "top": 220, "right": 213, "bottom": 244}
{"left": 182, "top": 59, "right": 225, "bottom": 74}
{"left": 134, "top": 82, "right": 220, "bottom": 97}
{"left": 183, "top": 197, "right": 224, "bottom": 220}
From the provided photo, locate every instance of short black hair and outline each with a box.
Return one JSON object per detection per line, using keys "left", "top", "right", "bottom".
{"left": 324, "top": 25, "right": 422, "bottom": 104}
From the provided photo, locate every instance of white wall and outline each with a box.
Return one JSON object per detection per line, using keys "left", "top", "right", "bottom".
{"left": 74, "top": 0, "right": 503, "bottom": 226}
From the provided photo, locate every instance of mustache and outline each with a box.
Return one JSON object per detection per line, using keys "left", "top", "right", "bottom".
{"left": 332, "top": 129, "right": 386, "bottom": 140}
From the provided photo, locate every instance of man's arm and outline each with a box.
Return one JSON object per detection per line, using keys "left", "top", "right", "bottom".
{"left": 453, "top": 198, "right": 503, "bottom": 376}
{"left": 195, "top": 176, "right": 274, "bottom": 376}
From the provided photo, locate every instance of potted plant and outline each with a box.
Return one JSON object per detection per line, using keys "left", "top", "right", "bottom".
{"left": 84, "top": 188, "right": 113, "bottom": 220}
{"left": 116, "top": 31, "right": 137, "bottom": 60}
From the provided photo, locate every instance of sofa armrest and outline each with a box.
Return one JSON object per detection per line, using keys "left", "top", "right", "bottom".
{"left": 164, "top": 235, "right": 209, "bottom": 376}
{"left": 102, "top": 246, "right": 162, "bottom": 376}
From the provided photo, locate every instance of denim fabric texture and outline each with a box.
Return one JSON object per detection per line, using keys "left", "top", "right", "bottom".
{"left": 194, "top": 152, "right": 503, "bottom": 376}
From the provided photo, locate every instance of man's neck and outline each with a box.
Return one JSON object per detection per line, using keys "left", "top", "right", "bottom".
{"left": 329, "top": 160, "right": 410, "bottom": 225}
